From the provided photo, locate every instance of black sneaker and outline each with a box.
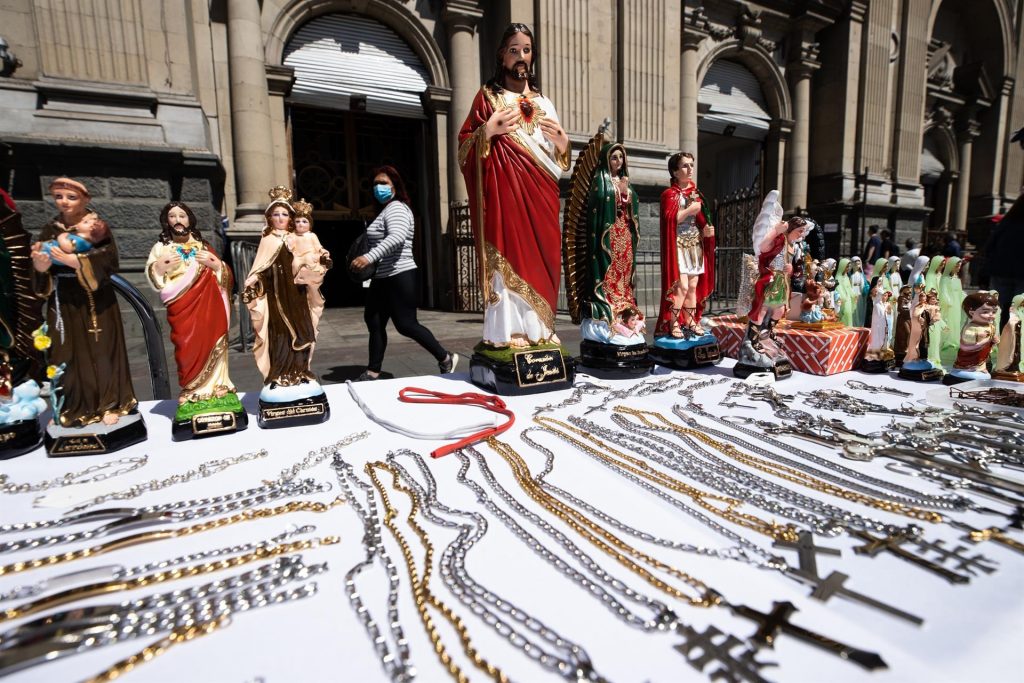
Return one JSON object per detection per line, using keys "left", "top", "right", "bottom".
{"left": 439, "top": 352, "right": 459, "bottom": 374}
{"left": 354, "top": 370, "right": 380, "bottom": 381}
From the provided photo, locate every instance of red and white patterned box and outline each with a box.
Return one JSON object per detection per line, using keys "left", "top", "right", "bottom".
{"left": 708, "top": 314, "right": 870, "bottom": 376}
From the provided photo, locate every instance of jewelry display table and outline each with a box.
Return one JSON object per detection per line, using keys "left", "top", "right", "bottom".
{"left": 1, "top": 361, "right": 1021, "bottom": 683}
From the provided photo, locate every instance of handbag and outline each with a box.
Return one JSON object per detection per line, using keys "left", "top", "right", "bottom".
{"left": 345, "top": 230, "right": 376, "bottom": 283}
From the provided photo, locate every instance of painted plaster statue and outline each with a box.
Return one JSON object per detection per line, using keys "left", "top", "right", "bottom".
{"left": 459, "top": 23, "right": 575, "bottom": 394}
{"left": 849, "top": 256, "right": 868, "bottom": 326}
{"left": 819, "top": 258, "right": 839, "bottom": 321}
{"left": 835, "top": 258, "right": 856, "bottom": 327}
{"left": 243, "top": 186, "right": 329, "bottom": 427}
{"left": 944, "top": 290, "right": 1000, "bottom": 385}
{"left": 938, "top": 256, "right": 965, "bottom": 367}
{"left": 563, "top": 130, "right": 652, "bottom": 377}
{"left": 993, "top": 293, "right": 1024, "bottom": 381}
{"left": 734, "top": 190, "right": 810, "bottom": 379}
{"left": 0, "top": 187, "right": 45, "bottom": 458}
{"left": 893, "top": 284, "right": 913, "bottom": 365}
{"left": 648, "top": 151, "right": 720, "bottom": 369}
{"left": 862, "top": 275, "right": 895, "bottom": 372}
{"left": 146, "top": 201, "right": 246, "bottom": 439}
{"left": 30, "top": 178, "right": 145, "bottom": 454}
{"left": 290, "top": 198, "right": 332, "bottom": 342}
{"left": 899, "top": 287, "right": 946, "bottom": 381}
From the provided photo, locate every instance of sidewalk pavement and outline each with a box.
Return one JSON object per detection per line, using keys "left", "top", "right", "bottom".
{"left": 121, "top": 292, "right": 584, "bottom": 401}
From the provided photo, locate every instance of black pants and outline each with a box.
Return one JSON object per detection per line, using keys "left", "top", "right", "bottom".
{"left": 365, "top": 268, "right": 447, "bottom": 372}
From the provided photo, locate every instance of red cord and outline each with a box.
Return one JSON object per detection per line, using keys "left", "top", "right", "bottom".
{"left": 397, "top": 387, "right": 516, "bottom": 458}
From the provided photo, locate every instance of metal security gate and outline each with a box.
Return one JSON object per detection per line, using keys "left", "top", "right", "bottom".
{"left": 449, "top": 201, "right": 482, "bottom": 312}
{"left": 707, "top": 186, "right": 763, "bottom": 314}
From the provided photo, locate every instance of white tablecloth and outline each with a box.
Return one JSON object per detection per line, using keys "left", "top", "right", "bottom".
{"left": 1, "top": 361, "right": 1022, "bottom": 683}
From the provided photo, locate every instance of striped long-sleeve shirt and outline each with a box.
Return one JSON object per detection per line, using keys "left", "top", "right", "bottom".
{"left": 365, "top": 201, "right": 416, "bottom": 279}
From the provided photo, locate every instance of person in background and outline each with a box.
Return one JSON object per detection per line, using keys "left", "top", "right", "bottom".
{"left": 879, "top": 229, "right": 899, "bottom": 259}
{"left": 901, "top": 238, "right": 920, "bottom": 283}
{"left": 984, "top": 194, "right": 1024, "bottom": 328}
{"left": 862, "top": 224, "right": 881, "bottom": 277}
{"left": 350, "top": 165, "right": 458, "bottom": 381}
{"left": 942, "top": 231, "right": 963, "bottom": 257}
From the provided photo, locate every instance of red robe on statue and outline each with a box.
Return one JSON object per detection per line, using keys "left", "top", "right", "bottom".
{"left": 167, "top": 268, "right": 228, "bottom": 388}
{"left": 655, "top": 181, "right": 716, "bottom": 336}
{"left": 748, "top": 232, "right": 787, "bottom": 321}
{"left": 458, "top": 86, "right": 568, "bottom": 345}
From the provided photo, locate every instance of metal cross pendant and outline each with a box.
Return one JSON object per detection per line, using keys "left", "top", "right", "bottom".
{"left": 88, "top": 324, "right": 102, "bottom": 341}
{"left": 851, "top": 530, "right": 972, "bottom": 584}
{"left": 774, "top": 532, "right": 923, "bottom": 625}
{"left": 673, "top": 624, "right": 776, "bottom": 683}
{"left": 726, "top": 600, "right": 887, "bottom": 671}
{"left": 959, "top": 525, "right": 1024, "bottom": 556}
{"left": 910, "top": 537, "right": 998, "bottom": 574}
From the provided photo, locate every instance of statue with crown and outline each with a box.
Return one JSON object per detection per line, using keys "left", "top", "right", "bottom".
{"left": 242, "top": 186, "right": 330, "bottom": 428}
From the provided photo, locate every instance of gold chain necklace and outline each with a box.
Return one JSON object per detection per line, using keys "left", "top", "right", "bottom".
{"left": 82, "top": 615, "right": 230, "bottom": 683}
{"left": 533, "top": 415, "right": 798, "bottom": 542}
{"left": 0, "top": 497, "right": 345, "bottom": 577}
{"left": 613, "top": 406, "right": 944, "bottom": 524}
{"left": 366, "top": 461, "right": 508, "bottom": 683}
{"left": 486, "top": 437, "right": 721, "bottom": 608}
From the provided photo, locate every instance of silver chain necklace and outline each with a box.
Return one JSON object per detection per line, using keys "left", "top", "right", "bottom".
{"left": 680, "top": 380, "right": 971, "bottom": 510}
{"left": 329, "top": 451, "right": 415, "bottom": 683}
{"left": 0, "top": 478, "right": 327, "bottom": 555}
{"left": 455, "top": 446, "right": 677, "bottom": 632}
{"left": 520, "top": 426, "right": 794, "bottom": 566}
{"left": 0, "top": 524, "right": 314, "bottom": 603}
{"left": 0, "top": 455, "right": 149, "bottom": 495}
{"left": 0, "top": 556, "right": 323, "bottom": 676}
{"left": 387, "top": 449, "right": 605, "bottom": 682}
{"left": 594, "top": 414, "right": 912, "bottom": 537}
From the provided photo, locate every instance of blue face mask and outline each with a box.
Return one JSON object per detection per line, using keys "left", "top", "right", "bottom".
{"left": 374, "top": 184, "right": 394, "bottom": 203}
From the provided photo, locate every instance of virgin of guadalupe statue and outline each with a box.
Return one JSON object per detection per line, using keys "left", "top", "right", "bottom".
{"left": 30, "top": 178, "right": 145, "bottom": 454}
{"left": 835, "top": 258, "right": 856, "bottom": 327}
{"left": 938, "top": 256, "right": 964, "bottom": 366}
{"left": 563, "top": 134, "right": 652, "bottom": 376}
{"left": 849, "top": 256, "right": 868, "bottom": 326}
{"left": 146, "top": 201, "right": 246, "bottom": 439}
{"left": 243, "top": 186, "right": 329, "bottom": 427}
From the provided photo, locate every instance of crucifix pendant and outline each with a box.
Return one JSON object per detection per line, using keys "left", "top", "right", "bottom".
{"left": 673, "top": 623, "right": 776, "bottom": 683}
{"left": 727, "top": 600, "right": 887, "bottom": 671}
{"left": 851, "top": 530, "right": 972, "bottom": 584}
{"left": 88, "top": 324, "right": 102, "bottom": 341}
{"left": 775, "top": 532, "right": 924, "bottom": 625}
{"left": 963, "top": 526, "right": 1024, "bottom": 556}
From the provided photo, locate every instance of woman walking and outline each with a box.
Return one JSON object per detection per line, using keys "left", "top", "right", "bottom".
{"left": 350, "top": 165, "right": 457, "bottom": 380}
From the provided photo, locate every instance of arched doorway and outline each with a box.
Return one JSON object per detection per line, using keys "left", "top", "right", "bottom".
{"left": 283, "top": 13, "right": 431, "bottom": 307}
{"left": 697, "top": 59, "right": 768, "bottom": 200}
{"left": 920, "top": 126, "right": 957, "bottom": 248}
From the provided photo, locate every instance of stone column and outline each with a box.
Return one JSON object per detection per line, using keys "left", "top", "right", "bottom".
{"left": 226, "top": 0, "right": 275, "bottom": 233}
{"left": 679, "top": 28, "right": 704, "bottom": 155}
{"left": 952, "top": 119, "right": 980, "bottom": 230}
{"left": 443, "top": 2, "right": 483, "bottom": 203}
{"left": 786, "top": 50, "right": 820, "bottom": 212}
{"left": 266, "top": 64, "right": 296, "bottom": 192}
{"left": 767, "top": 119, "right": 793, "bottom": 198}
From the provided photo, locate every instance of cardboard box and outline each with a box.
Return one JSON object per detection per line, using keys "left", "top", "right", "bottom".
{"left": 708, "top": 314, "right": 870, "bottom": 376}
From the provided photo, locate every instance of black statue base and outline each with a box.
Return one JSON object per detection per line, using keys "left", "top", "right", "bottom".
{"left": 0, "top": 419, "right": 44, "bottom": 459}
{"left": 257, "top": 393, "right": 330, "bottom": 429}
{"left": 941, "top": 373, "right": 978, "bottom": 386}
{"left": 648, "top": 340, "right": 721, "bottom": 371}
{"left": 46, "top": 411, "right": 147, "bottom": 457}
{"left": 470, "top": 349, "right": 575, "bottom": 396}
{"left": 577, "top": 339, "right": 653, "bottom": 379}
{"left": 861, "top": 358, "right": 896, "bottom": 374}
{"left": 898, "top": 366, "right": 944, "bottom": 382}
{"left": 733, "top": 360, "right": 793, "bottom": 381}
{"left": 172, "top": 409, "right": 249, "bottom": 441}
